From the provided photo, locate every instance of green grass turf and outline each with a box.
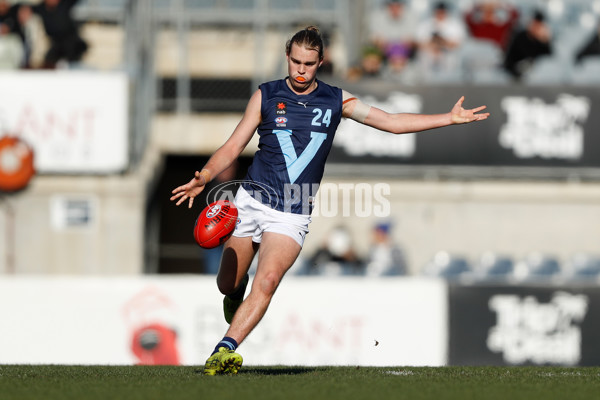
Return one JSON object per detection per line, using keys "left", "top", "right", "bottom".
{"left": 0, "top": 365, "right": 599, "bottom": 400}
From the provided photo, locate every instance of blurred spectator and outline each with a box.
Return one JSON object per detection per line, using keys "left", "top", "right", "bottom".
{"left": 346, "top": 44, "right": 385, "bottom": 81}
{"left": 365, "top": 221, "right": 406, "bottom": 277}
{"left": 0, "top": 0, "right": 29, "bottom": 68}
{"left": 318, "top": 29, "right": 335, "bottom": 75}
{"left": 503, "top": 9, "right": 552, "bottom": 80}
{"left": 0, "top": 25, "right": 22, "bottom": 69}
{"left": 366, "top": 0, "right": 418, "bottom": 76}
{"left": 415, "top": 2, "right": 467, "bottom": 76}
{"left": 575, "top": 24, "right": 600, "bottom": 63}
{"left": 309, "top": 226, "right": 363, "bottom": 275}
{"left": 380, "top": 41, "right": 419, "bottom": 82}
{"left": 464, "top": 1, "right": 519, "bottom": 50}
{"left": 30, "top": 0, "right": 88, "bottom": 69}
{"left": 355, "top": 44, "right": 385, "bottom": 78}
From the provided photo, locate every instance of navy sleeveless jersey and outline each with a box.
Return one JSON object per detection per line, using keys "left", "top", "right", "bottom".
{"left": 242, "top": 78, "right": 343, "bottom": 215}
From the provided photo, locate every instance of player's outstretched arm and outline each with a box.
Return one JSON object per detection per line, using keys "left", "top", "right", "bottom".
{"left": 343, "top": 94, "right": 489, "bottom": 135}
{"left": 170, "top": 90, "right": 262, "bottom": 208}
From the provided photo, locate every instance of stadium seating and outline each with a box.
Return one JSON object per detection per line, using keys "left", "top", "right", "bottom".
{"left": 570, "top": 56, "right": 600, "bottom": 85}
{"left": 522, "top": 55, "right": 571, "bottom": 85}
{"left": 422, "top": 251, "right": 472, "bottom": 280}
{"left": 461, "top": 39, "right": 504, "bottom": 74}
{"left": 472, "top": 252, "right": 515, "bottom": 282}
{"left": 564, "top": 253, "right": 600, "bottom": 281}
{"left": 67, "top": 0, "right": 600, "bottom": 86}
{"left": 514, "top": 252, "right": 563, "bottom": 282}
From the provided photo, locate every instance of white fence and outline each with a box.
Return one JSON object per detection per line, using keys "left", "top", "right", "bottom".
{"left": 0, "top": 276, "right": 447, "bottom": 366}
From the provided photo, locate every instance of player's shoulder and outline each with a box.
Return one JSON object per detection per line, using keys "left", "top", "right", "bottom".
{"left": 258, "top": 78, "right": 289, "bottom": 100}
{"left": 315, "top": 79, "right": 343, "bottom": 103}
{"left": 317, "top": 79, "right": 342, "bottom": 93}
{"left": 259, "top": 78, "right": 286, "bottom": 91}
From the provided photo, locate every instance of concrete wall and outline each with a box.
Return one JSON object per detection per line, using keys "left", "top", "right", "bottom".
{"left": 303, "top": 178, "right": 600, "bottom": 275}
{"left": 0, "top": 175, "right": 146, "bottom": 275}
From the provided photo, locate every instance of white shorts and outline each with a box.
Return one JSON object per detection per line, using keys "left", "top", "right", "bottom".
{"left": 233, "top": 186, "right": 311, "bottom": 247}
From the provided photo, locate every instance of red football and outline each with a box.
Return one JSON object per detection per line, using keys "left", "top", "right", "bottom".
{"left": 194, "top": 200, "right": 238, "bottom": 249}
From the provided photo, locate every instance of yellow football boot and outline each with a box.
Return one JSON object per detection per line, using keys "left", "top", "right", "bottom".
{"left": 203, "top": 347, "right": 243, "bottom": 376}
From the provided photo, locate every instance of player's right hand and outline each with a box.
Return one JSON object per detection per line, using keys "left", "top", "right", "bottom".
{"left": 170, "top": 171, "right": 207, "bottom": 208}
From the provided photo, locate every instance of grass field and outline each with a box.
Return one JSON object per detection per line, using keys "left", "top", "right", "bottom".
{"left": 1, "top": 365, "right": 599, "bottom": 400}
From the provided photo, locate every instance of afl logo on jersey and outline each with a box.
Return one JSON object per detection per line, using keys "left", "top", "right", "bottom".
{"left": 275, "top": 117, "right": 288, "bottom": 127}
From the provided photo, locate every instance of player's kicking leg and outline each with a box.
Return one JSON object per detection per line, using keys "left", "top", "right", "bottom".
{"left": 204, "top": 232, "right": 301, "bottom": 375}
{"left": 217, "top": 236, "right": 259, "bottom": 323}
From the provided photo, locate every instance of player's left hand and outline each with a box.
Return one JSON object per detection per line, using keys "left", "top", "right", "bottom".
{"left": 451, "top": 96, "right": 490, "bottom": 124}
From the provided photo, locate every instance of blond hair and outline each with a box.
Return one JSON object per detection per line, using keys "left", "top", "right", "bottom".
{"left": 285, "top": 26, "right": 324, "bottom": 59}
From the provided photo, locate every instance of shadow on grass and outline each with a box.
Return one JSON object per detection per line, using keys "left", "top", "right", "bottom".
{"left": 195, "top": 367, "right": 319, "bottom": 376}
{"left": 240, "top": 367, "right": 319, "bottom": 376}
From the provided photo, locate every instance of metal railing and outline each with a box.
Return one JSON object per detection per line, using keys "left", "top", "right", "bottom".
{"left": 74, "top": 0, "right": 356, "bottom": 166}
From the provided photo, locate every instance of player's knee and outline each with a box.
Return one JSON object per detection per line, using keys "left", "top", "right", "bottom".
{"left": 216, "top": 275, "right": 236, "bottom": 295}
{"left": 256, "top": 271, "right": 281, "bottom": 297}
